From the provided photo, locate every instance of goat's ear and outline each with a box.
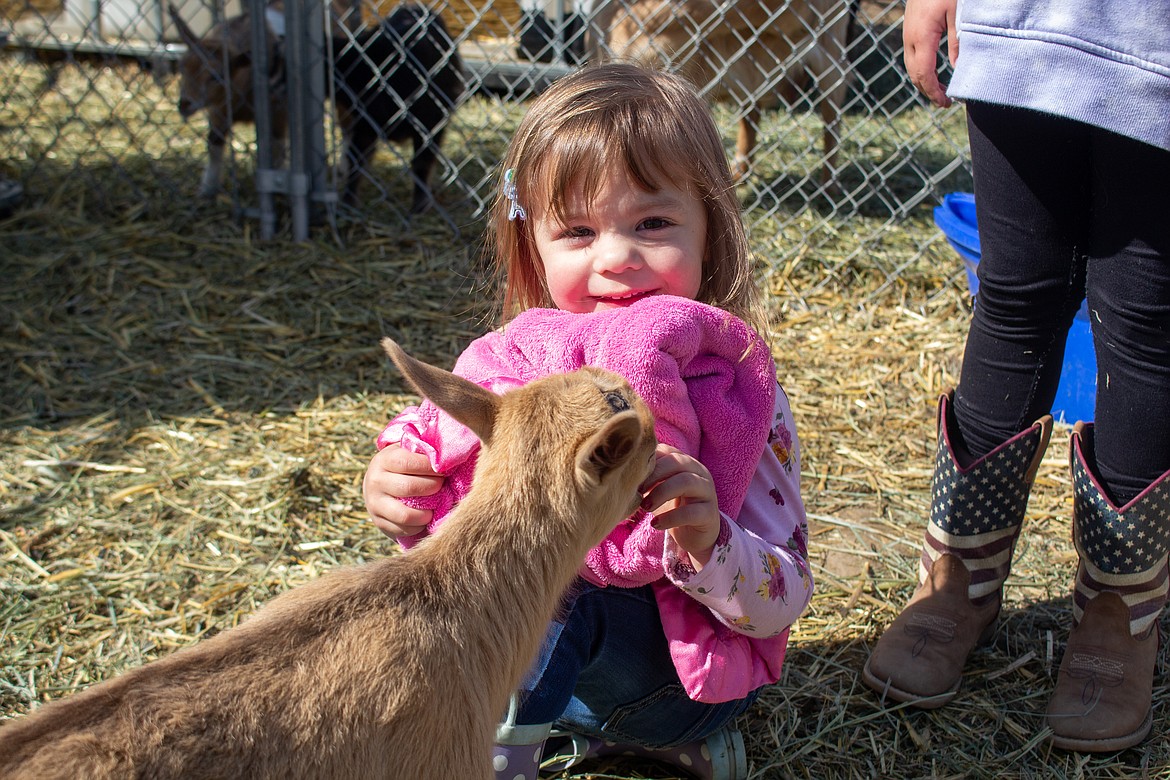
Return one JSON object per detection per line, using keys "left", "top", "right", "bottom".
{"left": 169, "top": 4, "right": 201, "bottom": 49}
{"left": 576, "top": 412, "right": 643, "bottom": 489}
{"left": 382, "top": 338, "right": 499, "bottom": 444}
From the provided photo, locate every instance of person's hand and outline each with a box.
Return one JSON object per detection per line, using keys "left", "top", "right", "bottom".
{"left": 903, "top": 0, "right": 959, "bottom": 107}
{"left": 640, "top": 444, "right": 721, "bottom": 570}
{"left": 362, "top": 443, "right": 444, "bottom": 539}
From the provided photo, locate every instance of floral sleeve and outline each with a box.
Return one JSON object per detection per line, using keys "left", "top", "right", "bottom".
{"left": 662, "top": 388, "right": 813, "bottom": 637}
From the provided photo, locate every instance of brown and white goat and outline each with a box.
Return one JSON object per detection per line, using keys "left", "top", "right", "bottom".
{"left": 602, "top": 0, "right": 853, "bottom": 184}
{"left": 170, "top": 3, "right": 290, "bottom": 198}
{"left": 170, "top": 3, "right": 463, "bottom": 213}
{"left": 0, "top": 339, "right": 658, "bottom": 780}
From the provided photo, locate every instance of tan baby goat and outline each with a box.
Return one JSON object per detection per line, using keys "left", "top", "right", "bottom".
{"left": 603, "top": 0, "right": 852, "bottom": 184}
{"left": 0, "top": 338, "right": 658, "bottom": 780}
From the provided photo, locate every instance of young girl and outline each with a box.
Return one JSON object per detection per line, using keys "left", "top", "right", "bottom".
{"left": 363, "top": 63, "right": 812, "bottom": 780}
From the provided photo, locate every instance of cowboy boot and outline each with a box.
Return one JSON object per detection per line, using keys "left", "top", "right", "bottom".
{"left": 1046, "top": 423, "right": 1170, "bottom": 752}
{"left": 863, "top": 390, "right": 1052, "bottom": 708}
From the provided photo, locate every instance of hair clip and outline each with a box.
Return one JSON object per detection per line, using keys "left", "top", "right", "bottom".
{"left": 503, "top": 168, "right": 526, "bottom": 221}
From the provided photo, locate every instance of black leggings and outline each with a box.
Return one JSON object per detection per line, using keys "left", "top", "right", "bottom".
{"left": 954, "top": 101, "right": 1170, "bottom": 505}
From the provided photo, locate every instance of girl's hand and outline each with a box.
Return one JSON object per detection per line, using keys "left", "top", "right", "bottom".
{"left": 903, "top": 0, "right": 959, "bottom": 108}
{"left": 640, "top": 443, "right": 721, "bottom": 570}
{"left": 362, "top": 443, "right": 444, "bottom": 539}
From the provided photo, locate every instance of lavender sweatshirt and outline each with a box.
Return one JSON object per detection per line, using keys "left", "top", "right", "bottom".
{"left": 948, "top": 0, "right": 1170, "bottom": 151}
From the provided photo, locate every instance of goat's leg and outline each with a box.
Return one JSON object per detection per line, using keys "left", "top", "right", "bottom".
{"left": 810, "top": 42, "right": 848, "bottom": 189}
{"left": 340, "top": 123, "right": 378, "bottom": 206}
{"left": 810, "top": 16, "right": 852, "bottom": 190}
{"left": 733, "top": 106, "right": 758, "bottom": 182}
{"left": 407, "top": 129, "right": 443, "bottom": 215}
{"left": 200, "top": 129, "right": 228, "bottom": 198}
{"left": 271, "top": 108, "right": 289, "bottom": 170}
{"left": 271, "top": 140, "right": 286, "bottom": 171}
{"left": 585, "top": 0, "right": 618, "bottom": 62}
{"left": 817, "top": 92, "right": 843, "bottom": 188}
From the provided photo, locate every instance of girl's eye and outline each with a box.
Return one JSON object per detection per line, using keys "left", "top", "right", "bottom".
{"left": 560, "top": 225, "right": 593, "bottom": 239}
{"left": 639, "top": 217, "right": 673, "bottom": 231}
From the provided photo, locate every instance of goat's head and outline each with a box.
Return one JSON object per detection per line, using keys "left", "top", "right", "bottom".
{"left": 169, "top": 5, "right": 261, "bottom": 119}
{"left": 381, "top": 338, "right": 658, "bottom": 541}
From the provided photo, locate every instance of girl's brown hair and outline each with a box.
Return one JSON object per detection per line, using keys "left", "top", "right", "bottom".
{"left": 488, "top": 62, "right": 763, "bottom": 334}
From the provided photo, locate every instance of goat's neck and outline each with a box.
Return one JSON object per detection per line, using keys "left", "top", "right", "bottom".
{"left": 414, "top": 478, "right": 599, "bottom": 664}
{"left": 429, "top": 482, "right": 590, "bottom": 591}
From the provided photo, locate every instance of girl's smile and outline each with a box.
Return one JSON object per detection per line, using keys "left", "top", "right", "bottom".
{"left": 592, "top": 289, "right": 655, "bottom": 307}
{"left": 532, "top": 169, "right": 706, "bottom": 314}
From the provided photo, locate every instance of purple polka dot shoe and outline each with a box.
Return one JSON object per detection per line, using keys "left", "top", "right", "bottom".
{"left": 541, "top": 725, "right": 747, "bottom": 779}
{"left": 493, "top": 742, "right": 543, "bottom": 780}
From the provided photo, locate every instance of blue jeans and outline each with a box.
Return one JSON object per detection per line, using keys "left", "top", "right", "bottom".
{"left": 510, "top": 581, "right": 757, "bottom": 749}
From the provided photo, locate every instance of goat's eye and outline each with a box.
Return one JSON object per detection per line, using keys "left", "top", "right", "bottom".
{"left": 603, "top": 390, "right": 630, "bottom": 413}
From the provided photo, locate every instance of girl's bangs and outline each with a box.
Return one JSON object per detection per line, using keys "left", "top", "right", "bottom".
{"left": 533, "top": 113, "right": 698, "bottom": 224}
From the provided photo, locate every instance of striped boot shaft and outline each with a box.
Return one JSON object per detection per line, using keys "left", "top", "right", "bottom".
{"left": 922, "top": 393, "right": 1052, "bottom": 604}
{"left": 1071, "top": 423, "right": 1170, "bottom": 637}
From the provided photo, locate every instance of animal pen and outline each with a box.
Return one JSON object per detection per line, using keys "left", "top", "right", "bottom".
{"left": 1, "top": 0, "right": 969, "bottom": 277}
{"left": 6, "top": 0, "right": 1164, "bottom": 778}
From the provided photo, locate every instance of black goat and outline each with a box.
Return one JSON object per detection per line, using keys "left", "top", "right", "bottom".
{"left": 332, "top": 5, "right": 466, "bottom": 213}
{"left": 170, "top": 3, "right": 464, "bottom": 214}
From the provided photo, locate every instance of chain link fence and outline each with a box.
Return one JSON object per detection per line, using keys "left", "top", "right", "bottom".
{"left": 0, "top": 0, "right": 972, "bottom": 292}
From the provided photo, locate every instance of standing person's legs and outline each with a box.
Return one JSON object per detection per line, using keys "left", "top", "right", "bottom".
{"left": 953, "top": 102, "right": 1091, "bottom": 454}
{"left": 864, "top": 103, "right": 1087, "bottom": 706}
{"left": 1082, "top": 128, "right": 1170, "bottom": 502}
{"left": 1046, "top": 125, "right": 1170, "bottom": 752}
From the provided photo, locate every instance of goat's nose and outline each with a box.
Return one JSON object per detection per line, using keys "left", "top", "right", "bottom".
{"left": 177, "top": 99, "right": 194, "bottom": 119}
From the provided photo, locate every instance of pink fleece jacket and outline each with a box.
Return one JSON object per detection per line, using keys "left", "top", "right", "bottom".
{"left": 378, "top": 296, "right": 811, "bottom": 702}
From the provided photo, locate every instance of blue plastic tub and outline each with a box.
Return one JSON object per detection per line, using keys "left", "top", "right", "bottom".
{"left": 933, "top": 192, "right": 1096, "bottom": 423}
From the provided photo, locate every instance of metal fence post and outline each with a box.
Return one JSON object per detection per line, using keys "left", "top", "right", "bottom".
{"left": 282, "top": 0, "right": 329, "bottom": 241}
{"left": 283, "top": 0, "right": 310, "bottom": 240}
{"left": 304, "top": 0, "right": 333, "bottom": 228}
{"left": 247, "top": 0, "right": 277, "bottom": 240}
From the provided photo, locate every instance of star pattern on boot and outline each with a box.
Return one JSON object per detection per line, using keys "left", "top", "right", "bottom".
{"left": 929, "top": 431, "right": 1039, "bottom": 538}
{"left": 921, "top": 413, "right": 1047, "bottom": 603}
{"left": 1073, "top": 461, "right": 1170, "bottom": 574}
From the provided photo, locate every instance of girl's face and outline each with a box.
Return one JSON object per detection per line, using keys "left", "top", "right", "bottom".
{"left": 531, "top": 168, "right": 706, "bottom": 314}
